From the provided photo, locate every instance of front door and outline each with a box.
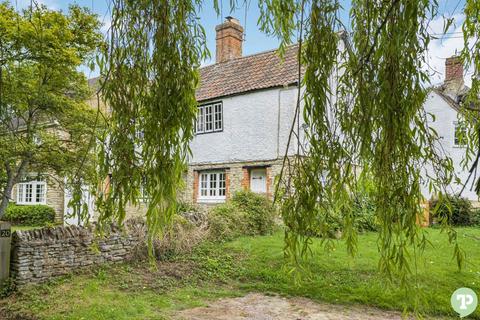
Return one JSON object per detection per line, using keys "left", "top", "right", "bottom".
{"left": 250, "top": 168, "right": 267, "bottom": 193}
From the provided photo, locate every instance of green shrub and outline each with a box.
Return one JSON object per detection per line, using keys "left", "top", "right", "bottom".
{"left": 208, "top": 203, "right": 246, "bottom": 241}
{"left": 342, "top": 174, "right": 378, "bottom": 233}
{"left": 4, "top": 204, "right": 55, "bottom": 226}
{"left": 207, "top": 191, "right": 277, "bottom": 241}
{"left": 230, "top": 191, "right": 276, "bottom": 236}
{"left": 472, "top": 209, "right": 480, "bottom": 226}
{"left": 431, "top": 195, "right": 475, "bottom": 226}
{"left": 350, "top": 194, "right": 378, "bottom": 232}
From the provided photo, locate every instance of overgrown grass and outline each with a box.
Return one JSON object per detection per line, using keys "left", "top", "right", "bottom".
{"left": 1, "top": 228, "right": 479, "bottom": 319}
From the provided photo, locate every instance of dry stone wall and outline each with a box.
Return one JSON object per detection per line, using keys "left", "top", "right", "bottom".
{"left": 10, "top": 220, "right": 145, "bottom": 286}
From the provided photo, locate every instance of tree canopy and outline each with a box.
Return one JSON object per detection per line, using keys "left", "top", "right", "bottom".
{"left": 0, "top": 2, "right": 103, "bottom": 219}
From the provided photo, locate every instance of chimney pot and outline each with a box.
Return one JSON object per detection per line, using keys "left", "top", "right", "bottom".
{"left": 215, "top": 17, "right": 243, "bottom": 63}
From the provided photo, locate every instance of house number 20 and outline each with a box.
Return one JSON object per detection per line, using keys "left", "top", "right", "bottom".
{"left": 0, "top": 229, "right": 11, "bottom": 238}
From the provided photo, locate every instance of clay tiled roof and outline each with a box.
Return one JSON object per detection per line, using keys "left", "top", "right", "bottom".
{"left": 87, "top": 45, "right": 301, "bottom": 102}
{"left": 196, "top": 45, "right": 300, "bottom": 102}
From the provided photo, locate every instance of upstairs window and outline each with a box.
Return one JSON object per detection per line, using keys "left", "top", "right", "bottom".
{"left": 198, "top": 170, "right": 226, "bottom": 202}
{"left": 17, "top": 178, "right": 46, "bottom": 205}
{"left": 454, "top": 122, "right": 467, "bottom": 147}
{"left": 196, "top": 102, "right": 222, "bottom": 134}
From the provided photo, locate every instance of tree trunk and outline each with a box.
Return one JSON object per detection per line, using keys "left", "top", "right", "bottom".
{"left": 0, "top": 160, "right": 28, "bottom": 220}
{"left": 0, "top": 165, "right": 15, "bottom": 220}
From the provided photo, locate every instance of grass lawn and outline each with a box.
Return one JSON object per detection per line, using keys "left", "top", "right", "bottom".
{"left": 1, "top": 227, "right": 479, "bottom": 319}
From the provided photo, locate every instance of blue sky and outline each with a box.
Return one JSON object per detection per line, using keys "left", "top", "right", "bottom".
{"left": 11, "top": 0, "right": 469, "bottom": 84}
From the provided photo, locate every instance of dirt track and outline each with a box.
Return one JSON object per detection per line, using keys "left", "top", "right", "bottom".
{"left": 176, "top": 293, "right": 413, "bottom": 320}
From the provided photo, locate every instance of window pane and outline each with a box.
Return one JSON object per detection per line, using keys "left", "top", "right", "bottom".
{"left": 209, "top": 173, "right": 217, "bottom": 196}
{"left": 218, "top": 173, "right": 226, "bottom": 196}
{"left": 214, "top": 104, "right": 222, "bottom": 130}
{"left": 197, "top": 107, "right": 205, "bottom": 133}
{"left": 18, "top": 184, "right": 24, "bottom": 203}
{"left": 200, "top": 173, "right": 208, "bottom": 196}
{"left": 205, "top": 106, "right": 213, "bottom": 131}
{"left": 25, "top": 184, "right": 32, "bottom": 203}
{"left": 36, "top": 183, "right": 45, "bottom": 203}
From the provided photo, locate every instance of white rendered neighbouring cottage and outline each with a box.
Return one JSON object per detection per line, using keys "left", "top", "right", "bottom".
{"left": 421, "top": 56, "right": 479, "bottom": 204}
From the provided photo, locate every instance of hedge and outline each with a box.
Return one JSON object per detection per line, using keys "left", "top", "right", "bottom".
{"left": 3, "top": 204, "right": 56, "bottom": 226}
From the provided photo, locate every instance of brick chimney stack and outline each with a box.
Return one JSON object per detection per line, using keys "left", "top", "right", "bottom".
{"left": 445, "top": 56, "right": 464, "bottom": 88}
{"left": 216, "top": 16, "right": 243, "bottom": 63}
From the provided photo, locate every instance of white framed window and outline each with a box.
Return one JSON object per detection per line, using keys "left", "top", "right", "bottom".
{"left": 196, "top": 102, "right": 222, "bottom": 134}
{"left": 198, "top": 170, "right": 226, "bottom": 203}
{"left": 454, "top": 122, "right": 467, "bottom": 147}
{"left": 17, "top": 179, "right": 47, "bottom": 205}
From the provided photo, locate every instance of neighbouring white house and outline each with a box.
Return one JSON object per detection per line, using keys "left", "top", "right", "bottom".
{"left": 421, "top": 56, "right": 479, "bottom": 203}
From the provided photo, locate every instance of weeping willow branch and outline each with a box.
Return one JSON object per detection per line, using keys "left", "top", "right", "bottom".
{"left": 98, "top": 0, "right": 208, "bottom": 255}
{"left": 98, "top": 1, "right": 477, "bottom": 311}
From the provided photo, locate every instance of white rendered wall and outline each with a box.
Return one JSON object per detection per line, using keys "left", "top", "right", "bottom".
{"left": 189, "top": 86, "right": 301, "bottom": 165}
{"left": 422, "top": 91, "right": 478, "bottom": 201}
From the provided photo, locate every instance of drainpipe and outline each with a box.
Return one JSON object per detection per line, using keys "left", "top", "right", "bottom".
{"left": 276, "top": 89, "right": 282, "bottom": 159}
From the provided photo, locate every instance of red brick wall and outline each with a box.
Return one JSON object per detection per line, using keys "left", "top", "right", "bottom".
{"left": 241, "top": 168, "right": 250, "bottom": 191}
{"left": 266, "top": 167, "right": 272, "bottom": 199}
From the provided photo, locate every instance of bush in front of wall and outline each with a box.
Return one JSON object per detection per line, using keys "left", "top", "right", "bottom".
{"left": 207, "top": 191, "right": 277, "bottom": 241}
{"left": 208, "top": 203, "right": 247, "bottom": 241}
{"left": 3, "top": 204, "right": 56, "bottom": 226}
{"left": 430, "top": 195, "right": 476, "bottom": 226}
{"left": 229, "top": 191, "right": 277, "bottom": 236}
{"left": 154, "top": 214, "right": 209, "bottom": 259}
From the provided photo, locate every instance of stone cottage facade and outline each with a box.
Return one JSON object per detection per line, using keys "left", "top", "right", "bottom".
{"left": 8, "top": 124, "right": 71, "bottom": 223}
{"left": 11, "top": 173, "right": 65, "bottom": 222}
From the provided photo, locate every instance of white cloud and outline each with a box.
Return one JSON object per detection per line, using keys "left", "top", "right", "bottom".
{"left": 100, "top": 16, "right": 111, "bottom": 34}
{"left": 425, "top": 14, "right": 475, "bottom": 87}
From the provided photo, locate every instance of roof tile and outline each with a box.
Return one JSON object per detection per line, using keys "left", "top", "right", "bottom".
{"left": 196, "top": 45, "right": 300, "bottom": 102}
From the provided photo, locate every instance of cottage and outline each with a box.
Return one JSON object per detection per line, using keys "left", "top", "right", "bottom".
{"left": 421, "top": 56, "right": 478, "bottom": 203}
{"left": 183, "top": 17, "right": 305, "bottom": 205}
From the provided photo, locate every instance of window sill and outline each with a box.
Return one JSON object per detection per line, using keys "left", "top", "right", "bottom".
{"left": 197, "top": 198, "right": 226, "bottom": 204}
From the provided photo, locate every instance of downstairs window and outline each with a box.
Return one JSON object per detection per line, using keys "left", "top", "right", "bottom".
{"left": 198, "top": 170, "right": 226, "bottom": 203}
{"left": 17, "top": 179, "right": 47, "bottom": 205}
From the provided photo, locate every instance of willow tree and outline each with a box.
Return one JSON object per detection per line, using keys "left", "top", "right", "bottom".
{"left": 99, "top": 0, "right": 480, "bottom": 294}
